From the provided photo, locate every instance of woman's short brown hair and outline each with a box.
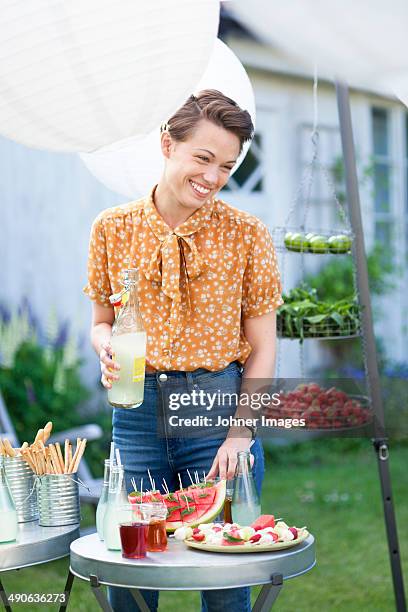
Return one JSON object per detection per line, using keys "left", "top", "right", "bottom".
{"left": 163, "top": 89, "right": 254, "bottom": 153}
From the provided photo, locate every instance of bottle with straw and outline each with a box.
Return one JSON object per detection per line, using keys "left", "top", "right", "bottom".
{"left": 103, "top": 448, "right": 128, "bottom": 550}
{"left": 96, "top": 442, "right": 115, "bottom": 541}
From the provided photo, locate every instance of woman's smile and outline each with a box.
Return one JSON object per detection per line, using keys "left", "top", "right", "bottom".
{"left": 189, "top": 179, "right": 212, "bottom": 198}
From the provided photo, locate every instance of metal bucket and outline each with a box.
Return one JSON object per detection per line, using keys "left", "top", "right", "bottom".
{"left": 3, "top": 456, "right": 38, "bottom": 523}
{"left": 37, "top": 474, "right": 81, "bottom": 527}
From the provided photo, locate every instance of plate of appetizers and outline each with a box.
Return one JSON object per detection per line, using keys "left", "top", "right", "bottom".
{"left": 174, "top": 515, "right": 309, "bottom": 553}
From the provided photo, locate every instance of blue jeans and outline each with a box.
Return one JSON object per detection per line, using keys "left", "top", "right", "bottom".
{"left": 108, "top": 361, "right": 265, "bottom": 612}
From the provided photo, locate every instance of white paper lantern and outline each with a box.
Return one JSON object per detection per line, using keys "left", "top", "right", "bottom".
{"left": 79, "top": 39, "right": 256, "bottom": 199}
{"left": 0, "top": 0, "right": 220, "bottom": 152}
{"left": 231, "top": 0, "right": 408, "bottom": 92}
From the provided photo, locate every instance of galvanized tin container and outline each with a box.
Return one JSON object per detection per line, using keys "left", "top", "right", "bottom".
{"left": 3, "top": 456, "right": 38, "bottom": 523}
{"left": 38, "top": 475, "right": 80, "bottom": 527}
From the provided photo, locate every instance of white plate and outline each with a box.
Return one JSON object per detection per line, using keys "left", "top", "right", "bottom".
{"left": 184, "top": 529, "right": 309, "bottom": 553}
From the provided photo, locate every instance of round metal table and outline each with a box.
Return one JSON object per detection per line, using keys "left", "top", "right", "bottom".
{"left": 0, "top": 522, "right": 80, "bottom": 611}
{"left": 69, "top": 533, "right": 315, "bottom": 611}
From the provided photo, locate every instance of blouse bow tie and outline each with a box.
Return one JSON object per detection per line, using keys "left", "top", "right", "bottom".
{"left": 142, "top": 191, "right": 214, "bottom": 354}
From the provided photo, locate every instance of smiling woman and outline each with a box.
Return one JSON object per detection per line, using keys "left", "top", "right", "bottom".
{"left": 84, "top": 89, "right": 282, "bottom": 612}
{"left": 156, "top": 90, "right": 254, "bottom": 227}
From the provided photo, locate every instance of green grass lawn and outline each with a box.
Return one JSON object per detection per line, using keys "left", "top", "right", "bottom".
{"left": 2, "top": 442, "right": 407, "bottom": 611}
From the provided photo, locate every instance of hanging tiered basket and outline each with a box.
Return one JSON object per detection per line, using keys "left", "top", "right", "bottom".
{"left": 272, "top": 226, "right": 353, "bottom": 255}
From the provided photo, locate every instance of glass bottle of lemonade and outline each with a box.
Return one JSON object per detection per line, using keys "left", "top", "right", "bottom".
{"left": 103, "top": 465, "right": 129, "bottom": 551}
{"left": 231, "top": 450, "right": 261, "bottom": 526}
{"left": 96, "top": 459, "right": 111, "bottom": 541}
{"left": 0, "top": 457, "right": 18, "bottom": 543}
{"left": 108, "top": 268, "right": 146, "bottom": 409}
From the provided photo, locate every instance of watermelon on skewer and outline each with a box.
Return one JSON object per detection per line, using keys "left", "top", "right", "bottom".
{"left": 128, "top": 479, "right": 227, "bottom": 532}
{"left": 166, "top": 479, "right": 226, "bottom": 532}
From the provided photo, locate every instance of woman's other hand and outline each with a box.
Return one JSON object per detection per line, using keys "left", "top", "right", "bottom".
{"left": 207, "top": 437, "right": 254, "bottom": 481}
{"left": 99, "top": 342, "right": 120, "bottom": 389}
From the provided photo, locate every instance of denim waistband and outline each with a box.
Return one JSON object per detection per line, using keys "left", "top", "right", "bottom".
{"left": 145, "top": 360, "right": 243, "bottom": 385}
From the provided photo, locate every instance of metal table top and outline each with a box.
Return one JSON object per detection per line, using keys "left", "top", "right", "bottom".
{"left": 70, "top": 533, "right": 315, "bottom": 591}
{"left": 0, "top": 522, "right": 80, "bottom": 572}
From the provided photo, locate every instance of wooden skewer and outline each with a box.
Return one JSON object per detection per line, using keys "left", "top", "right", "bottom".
{"left": 21, "top": 442, "right": 29, "bottom": 452}
{"left": 0, "top": 439, "right": 5, "bottom": 456}
{"left": 25, "top": 448, "right": 35, "bottom": 470}
{"left": 186, "top": 468, "right": 195, "bottom": 486}
{"left": 32, "top": 451, "right": 39, "bottom": 475}
{"left": 68, "top": 438, "right": 82, "bottom": 474}
{"left": 45, "top": 454, "right": 53, "bottom": 474}
{"left": 43, "top": 421, "right": 53, "bottom": 443}
{"left": 49, "top": 444, "right": 62, "bottom": 474}
{"left": 21, "top": 449, "right": 36, "bottom": 472}
{"left": 40, "top": 452, "right": 47, "bottom": 475}
{"left": 34, "top": 429, "right": 44, "bottom": 444}
{"left": 55, "top": 443, "right": 65, "bottom": 473}
{"left": 68, "top": 443, "right": 72, "bottom": 472}
{"left": 64, "top": 439, "right": 70, "bottom": 473}
{"left": 71, "top": 439, "right": 87, "bottom": 474}
{"left": 3, "top": 438, "right": 16, "bottom": 457}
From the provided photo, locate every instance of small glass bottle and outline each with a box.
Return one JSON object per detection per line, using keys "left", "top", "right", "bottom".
{"left": 231, "top": 450, "right": 261, "bottom": 526}
{"left": 223, "top": 480, "right": 234, "bottom": 524}
{"left": 108, "top": 268, "right": 147, "bottom": 409}
{"left": 103, "top": 465, "right": 129, "bottom": 551}
{"left": 96, "top": 459, "right": 112, "bottom": 541}
{"left": 0, "top": 457, "right": 18, "bottom": 543}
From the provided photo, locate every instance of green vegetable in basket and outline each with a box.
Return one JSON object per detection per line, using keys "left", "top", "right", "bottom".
{"left": 277, "top": 285, "right": 360, "bottom": 341}
{"left": 328, "top": 234, "right": 352, "bottom": 253}
{"left": 309, "top": 235, "right": 329, "bottom": 253}
{"left": 285, "top": 232, "right": 309, "bottom": 252}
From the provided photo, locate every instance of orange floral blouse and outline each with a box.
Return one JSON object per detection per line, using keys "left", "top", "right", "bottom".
{"left": 83, "top": 187, "right": 283, "bottom": 371}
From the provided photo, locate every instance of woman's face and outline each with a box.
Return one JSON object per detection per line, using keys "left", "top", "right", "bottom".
{"left": 161, "top": 119, "right": 241, "bottom": 209}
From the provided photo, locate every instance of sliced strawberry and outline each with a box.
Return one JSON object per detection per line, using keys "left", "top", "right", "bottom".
{"left": 192, "top": 533, "right": 205, "bottom": 542}
{"left": 289, "top": 527, "right": 298, "bottom": 539}
{"left": 249, "top": 533, "right": 262, "bottom": 543}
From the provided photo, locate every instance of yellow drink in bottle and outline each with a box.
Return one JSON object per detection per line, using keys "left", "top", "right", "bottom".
{"left": 108, "top": 268, "right": 146, "bottom": 409}
{"left": 108, "top": 331, "right": 146, "bottom": 409}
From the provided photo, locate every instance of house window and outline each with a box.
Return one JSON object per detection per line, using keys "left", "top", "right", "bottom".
{"left": 371, "top": 108, "right": 393, "bottom": 246}
{"left": 223, "top": 133, "right": 263, "bottom": 192}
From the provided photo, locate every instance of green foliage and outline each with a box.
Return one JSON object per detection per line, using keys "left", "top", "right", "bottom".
{"left": 278, "top": 285, "right": 360, "bottom": 341}
{"left": 0, "top": 340, "right": 89, "bottom": 440}
{"left": 305, "top": 243, "right": 394, "bottom": 303}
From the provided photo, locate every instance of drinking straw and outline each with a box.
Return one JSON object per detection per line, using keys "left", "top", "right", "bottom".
{"left": 147, "top": 468, "right": 155, "bottom": 491}
{"left": 203, "top": 471, "right": 207, "bottom": 484}
{"left": 109, "top": 442, "right": 115, "bottom": 466}
{"left": 186, "top": 468, "right": 195, "bottom": 486}
{"left": 162, "top": 479, "right": 170, "bottom": 495}
{"left": 194, "top": 470, "right": 199, "bottom": 485}
{"left": 115, "top": 448, "right": 122, "bottom": 467}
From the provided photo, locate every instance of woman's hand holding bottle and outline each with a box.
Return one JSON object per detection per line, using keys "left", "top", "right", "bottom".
{"left": 99, "top": 342, "right": 120, "bottom": 389}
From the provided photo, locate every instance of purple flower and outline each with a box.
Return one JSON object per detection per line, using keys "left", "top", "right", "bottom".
{"left": 24, "top": 378, "right": 36, "bottom": 405}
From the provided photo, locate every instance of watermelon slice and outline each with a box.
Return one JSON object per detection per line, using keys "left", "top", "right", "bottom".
{"left": 165, "top": 480, "right": 226, "bottom": 532}
{"left": 251, "top": 514, "right": 275, "bottom": 531}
